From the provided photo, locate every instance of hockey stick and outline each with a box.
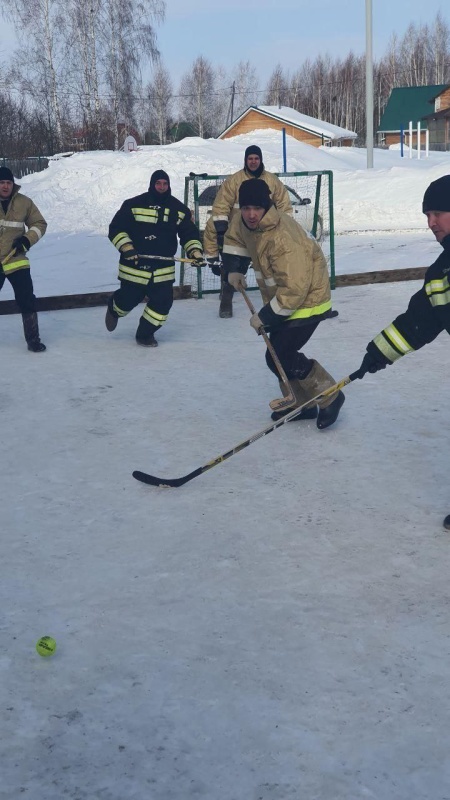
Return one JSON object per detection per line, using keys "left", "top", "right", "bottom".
{"left": 238, "top": 287, "right": 296, "bottom": 413}
{"left": 139, "top": 253, "right": 220, "bottom": 267}
{"left": 133, "top": 370, "right": 362, "bottom": 488}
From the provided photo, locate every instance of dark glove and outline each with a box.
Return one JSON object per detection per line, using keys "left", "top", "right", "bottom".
{"left": 12, "top": 235, "right": 31, "bottom": 253}
{"left": 207, "top": 257, "right": 222, "bottom": 277}
{"left": 214, "top": 220, "right": 228, "bottom": 253}
{"left": 120, "top": 244, "right": 139, "bottom": 264}
{"left": 189, "top": 249, "right": 206, "bottom": 268}
{"left": 358, "top": 344, "right": 392, "bottom": 378}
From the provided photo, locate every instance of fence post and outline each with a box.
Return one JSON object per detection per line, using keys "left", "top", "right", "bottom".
{"left": 417, "top": 121, "right": 421, "bottom": 160}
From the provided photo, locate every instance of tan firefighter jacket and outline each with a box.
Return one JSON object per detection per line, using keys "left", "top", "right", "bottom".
{"left": 222, "top": 205, "right": 331, "bottom": 326}
{"left": 0, "top": 184, "right": 47, "bottom": 274}
{"left": 203, "top": 169, "right": 292, "bottom": 257}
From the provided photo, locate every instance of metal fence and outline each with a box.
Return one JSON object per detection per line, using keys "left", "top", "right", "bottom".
{"left": 0, "top": 156, "right": 49, "bottom": 178}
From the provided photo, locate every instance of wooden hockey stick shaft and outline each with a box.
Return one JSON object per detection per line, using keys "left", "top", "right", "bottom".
{"left": 238, "top": 287, "right": 296, "bottom": 412}
{"left": 0, "top": 249, "right": 16, "bottom": 267}
{"left": 138, "top": 253, "right": 220, "bottom": 266}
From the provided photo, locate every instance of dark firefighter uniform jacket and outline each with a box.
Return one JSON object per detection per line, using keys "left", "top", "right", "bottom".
{"left": 108, "top": 191, "right": 202, "bottom": 286}
{"left": 368, "top": 234, "right": 450, "bottom": 364}
{"left": 0, "top": 185, "right": 47, "bottom": 274}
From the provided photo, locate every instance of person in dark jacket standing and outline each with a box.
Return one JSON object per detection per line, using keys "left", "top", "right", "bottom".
{"left": 107, "top": 169, "right": 204, "bottom": 347}
{"left": 357, "top": 174, "right": 450, "bottom": 530}
{"left": 0, "top": 167, "right": 47, "bottom": 352}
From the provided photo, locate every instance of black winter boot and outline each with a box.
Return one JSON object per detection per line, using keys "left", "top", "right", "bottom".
{"left": 443, "top": 514, "right": 450, "bottom": 531}
{"left": 105, "top": 299, "right": 118, "bottom": 332}
{"left": 219, "top": 279, "right": 234, "bottom": 318}
{"left": 271, "top": 405, "right": 318, "bottom": 421}
{"left": 316, "top": 391, "right": 345, "bottom": 429}
{"left": 136, "top": 333, "right": 158, "bottom": 347}
{"left": 22, "top": 312, "right": 46, "bottom": 352}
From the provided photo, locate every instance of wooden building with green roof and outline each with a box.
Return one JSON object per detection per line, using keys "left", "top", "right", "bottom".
{"left": 377, "top": 84, "right": 447, "bottom": 147}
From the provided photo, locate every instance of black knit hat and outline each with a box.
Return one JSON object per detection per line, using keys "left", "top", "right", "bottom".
{"left": 245, "top": 145, "right": 263, "bottom": 162}
{"left": 0, "top": 167, "right": 14, "bottom": 182}
{"left": 239, "top": 179, "right": 272, "bottom": 210}
{"left": 422, "top": 175, "right": 450, "bottom": 213}
{"left": 149, "top": 169, "right": 171, "bottom": 193}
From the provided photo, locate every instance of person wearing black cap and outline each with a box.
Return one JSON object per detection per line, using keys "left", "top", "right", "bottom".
{"left": 0, "top": 166, "right": 47, "bottom": 352}
{"left": 356, "top": 174, "right": 450, "bottom": 529}
{"left": 202, "top": 145, "right": 292, "bottom": 318}
{"left": 107, "top": 169, "right": 204, "bottom": 346}
{"left": 221, "top": 178, "right": 344, "bottom": 430}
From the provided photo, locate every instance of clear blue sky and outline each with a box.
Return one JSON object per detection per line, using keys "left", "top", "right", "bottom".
{"left": 1, "top": 0, "right": 448, "bottom": 88}
{"left": 155, "top": 0, "right": 448, "bottom": 85}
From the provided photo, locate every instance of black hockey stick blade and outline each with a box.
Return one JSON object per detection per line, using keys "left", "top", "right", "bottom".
{"left": 132, "top": 371, "right": 362, "bottom": 489}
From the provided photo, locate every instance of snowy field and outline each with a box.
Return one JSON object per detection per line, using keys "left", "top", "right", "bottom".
{"left": 2, "top": 134, "right": 450, "bottom": 799}
{"left": 2, "top": 283, "right": 450, "bottom": 799}
{"left": 1, "top": 129, "right": 450, "bottom": 300}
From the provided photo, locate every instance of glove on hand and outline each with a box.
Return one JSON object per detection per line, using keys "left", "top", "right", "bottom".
{"left": 358, "top": 347, "right": 391, "bottom": 377}
{"left": 12, "top": 235, "right": 30, "bottom": 253}
{"left": 227, "top": 272, "right": 247, "bottom": 291}
{"left": 189, "top": 249, "right": 206, "bottom": 268}
{"left": 207, "top": 257, "right": 222, "bottom": 277}
{"left": 214, "top": 220, "right": 228, "bottom": 253}
{"left": 120, "top": 244, "right": 139, "bottom": 264}
{"left": 249, "top": 312, "right": 264, "bottom": 333}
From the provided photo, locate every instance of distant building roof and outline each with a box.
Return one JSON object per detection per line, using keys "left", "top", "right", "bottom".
{"left": 219, "top": 105, "right": 357, "bottom": 142}
{"left": 378, "top": 85, "right": 448, "bottom": 132}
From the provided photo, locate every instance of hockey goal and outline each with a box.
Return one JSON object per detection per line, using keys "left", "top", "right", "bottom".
{"left": 181, "top": 170, "right": 335, "bottom": 296}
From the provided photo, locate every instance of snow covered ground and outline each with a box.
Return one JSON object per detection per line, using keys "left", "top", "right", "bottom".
{"left": 2, "top": 135, "right": 450, "bottom": 799}
{"left": 1, "top": 130, "right": 450, "bottom": 300}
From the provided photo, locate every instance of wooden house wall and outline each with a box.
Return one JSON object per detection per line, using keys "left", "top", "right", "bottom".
{"left": 220, "top": 110, "right": 325, "bottom": 147}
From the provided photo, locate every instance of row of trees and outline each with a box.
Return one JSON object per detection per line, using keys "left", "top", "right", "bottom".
{"left": 1, "top": 7, "right": 450, "bottom": 157}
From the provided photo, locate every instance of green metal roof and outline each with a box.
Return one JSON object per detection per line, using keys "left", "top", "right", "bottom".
{"left": 378, "top": 84, "right": 448, "bottom": 132}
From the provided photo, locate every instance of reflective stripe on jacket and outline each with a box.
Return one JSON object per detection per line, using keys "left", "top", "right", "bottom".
{"left": 0, "top": 185, "right": 47, "bottom": 273}
{"left": 203, "top": 169, "right": 292, "bottom": 257}
{"left": 223, "top": 205, "right": 331, "bottom": 323}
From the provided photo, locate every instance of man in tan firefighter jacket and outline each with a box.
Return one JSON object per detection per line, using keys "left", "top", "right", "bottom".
{"left": 357, "top": 174, "right": 450, "bottom": 530}
{"left": 203, "top": 145, "right": 292, "bottom": 318}
{"left": 0, "top": 167, "right": 47, "bottom": 352}
{"left": 107, "top": 169, "right": 204, "bottom": 347}
{"left": 222, "top": 178, "right": 344, "bottom": 429}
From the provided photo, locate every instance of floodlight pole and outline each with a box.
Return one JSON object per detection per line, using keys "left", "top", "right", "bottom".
{"left": 366, "top": 0, "right": 374, "bottom": 168}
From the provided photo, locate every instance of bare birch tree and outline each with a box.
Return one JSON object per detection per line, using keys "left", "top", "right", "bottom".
{"left": 146, "top": 63, "right": 173, "bottom": 144}
{"left": 179, "top": 56, "right": 217, "bottom": 138}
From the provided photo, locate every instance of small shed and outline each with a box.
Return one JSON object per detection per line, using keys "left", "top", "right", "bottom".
{"left": 377, "top": 85, "right": 447, "bottom": 147}
{"left": 218, "top": 106, "right": 357, "bottom": 147}
{"left": 421, "top": 84, "right": 450, "bottom": 151}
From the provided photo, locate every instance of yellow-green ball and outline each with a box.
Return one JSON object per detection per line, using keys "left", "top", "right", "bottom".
{"left": 36, "top": 636, "right": 57, "bottom": 657}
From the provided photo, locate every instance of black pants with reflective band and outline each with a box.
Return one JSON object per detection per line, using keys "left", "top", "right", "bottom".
{"left": 265, "top": 320, "right": 320, "bottom": 378}
{"left": 112, "top": 277, "right": 174, "bottom": 336}
{"left": 0, "top": 268, "right": 37, "bottom": 314}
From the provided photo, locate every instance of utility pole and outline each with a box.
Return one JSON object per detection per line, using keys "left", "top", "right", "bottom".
{"left": 366, "top": 0, "right": 374, "bottom": 168}
{"left": 230, "top": 81, "right": 235, "bottom": 124}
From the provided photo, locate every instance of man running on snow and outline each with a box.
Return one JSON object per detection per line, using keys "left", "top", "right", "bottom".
{"left": 107, "top": 169, "right": 204, "bottom": 347}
